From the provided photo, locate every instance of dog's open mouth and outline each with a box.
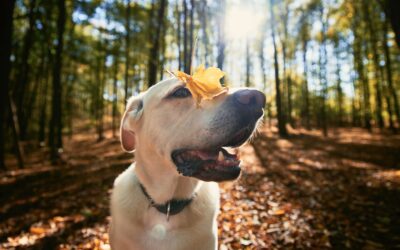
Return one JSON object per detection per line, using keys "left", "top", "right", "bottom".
{"left": 171, "top": 126, "right": 254, "bottom": 182}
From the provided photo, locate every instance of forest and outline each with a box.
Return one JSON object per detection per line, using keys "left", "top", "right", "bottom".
{"left": 1, "top": 0, "right": 399, "bottom": 249}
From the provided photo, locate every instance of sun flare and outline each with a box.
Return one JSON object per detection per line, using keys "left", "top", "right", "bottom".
{"left": 225, "top": 5, "right": 264, "bottom": 40}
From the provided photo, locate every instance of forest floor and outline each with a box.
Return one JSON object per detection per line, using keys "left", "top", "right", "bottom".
{"left": 1, "top": 126, "right": 400, "bottom": 249}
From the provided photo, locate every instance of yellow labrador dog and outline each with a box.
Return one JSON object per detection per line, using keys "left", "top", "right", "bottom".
{"left": 110, "top": 77, "right": 265, "bottom": 250}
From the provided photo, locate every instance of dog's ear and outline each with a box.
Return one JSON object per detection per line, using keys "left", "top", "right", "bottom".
{"left": 120, "top": 96, "right": 144, "bottom": 152}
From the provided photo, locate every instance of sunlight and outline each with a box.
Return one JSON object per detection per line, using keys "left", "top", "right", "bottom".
{"left": 225, "top": 5, "right": 264, "bottom": 40}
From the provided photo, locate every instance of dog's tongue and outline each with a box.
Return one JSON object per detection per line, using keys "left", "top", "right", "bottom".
{"left": 172, "top": 147, "right": 242, "bottom": 181}
{"left": 180, "top": 148, "right": 239, "bottom": 166}
{"left": 180, "top": 149, "right": 217, "bottom": 161}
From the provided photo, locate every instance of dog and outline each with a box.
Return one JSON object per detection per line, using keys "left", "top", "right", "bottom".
{"left": 110, "top": 77, "right": 265, "bottom": 250}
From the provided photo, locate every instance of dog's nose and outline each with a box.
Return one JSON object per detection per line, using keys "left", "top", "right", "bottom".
{"left": 233, "top": 89, "right": 266, "bottom": 109}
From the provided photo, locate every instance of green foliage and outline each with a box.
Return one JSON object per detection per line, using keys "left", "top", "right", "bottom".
{"left": 2, "top": 0, "right": 400, "bottom": 164}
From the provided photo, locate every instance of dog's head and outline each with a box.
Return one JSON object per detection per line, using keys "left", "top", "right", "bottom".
{"left": 120, "top": 78, "right": 265, "bottom": 182}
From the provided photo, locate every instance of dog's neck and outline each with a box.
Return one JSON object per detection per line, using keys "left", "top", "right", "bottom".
{"left": 139, "top": 183, "right": 196, "bottom": 218}
{"left": 134, "top": 149, "right": 202, "bottom": 204}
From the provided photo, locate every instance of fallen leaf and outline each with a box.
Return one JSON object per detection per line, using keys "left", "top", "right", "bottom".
{"left": 175, "top": 65, "right": 227, "bottom": 105}
{"left": 272, "top": 209, "right": 285, "bottom": 216}
{"left": 240, "top": 238, "right": 252, "bottom": 246}
{"left": 30, "top": 226, "right": 46, "bottom": 235}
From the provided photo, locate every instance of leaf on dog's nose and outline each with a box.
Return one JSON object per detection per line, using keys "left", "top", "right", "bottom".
{"left": 175, "top": 65, "right": 227, "bottom": 106}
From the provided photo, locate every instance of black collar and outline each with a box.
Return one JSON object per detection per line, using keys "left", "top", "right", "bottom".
{"left": 139, "top": 183, "right": 196, "bottom": 218}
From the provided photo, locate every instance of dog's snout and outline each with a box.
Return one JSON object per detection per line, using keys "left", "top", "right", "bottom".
{"left": 233, "top": 90, "right": 266, "bottom": 109}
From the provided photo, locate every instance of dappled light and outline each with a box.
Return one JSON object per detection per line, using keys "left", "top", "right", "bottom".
{"left": 1, "top": 126, "right": 399, "bottom": 249}
{"left": 1, "top": 0, "right": 400, "bottom": 249}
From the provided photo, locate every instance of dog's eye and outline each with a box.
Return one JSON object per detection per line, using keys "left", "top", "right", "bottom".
{"left": 170, "top": 87, "right": 192, "bottom": 98}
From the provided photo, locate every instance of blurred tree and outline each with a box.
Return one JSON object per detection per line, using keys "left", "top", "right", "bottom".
{"left": 333, "top": 35, "right": 344, "bottom": 126}
{"left": 299, "top": 11, "right": 311, "bottom": 129}
{"left": 380, "top": 0, "right": 400, "bottom": 48}
{"left": 382, "top": 9, "right": 400, "bottom": 127}
{"left": 49, "top": 0, "right": 66, "bottom": 163}
{"left": 270, "top": 0, "right": 288, "bottom": 137}
{"left": 0, "top": 0, "right": 16, "bottom": 170}
{"left": 2, "top": 0, "right": 400, "bottom": 168}
{"left": 198, "top": 0, "right": 210, "bottom": 67}
{"left": 182, "top": 0, "right": 188, "bottom": 72}
{"left": 216, "top": 0, "right": 226, "bottom": 70}
{"left": 124, "top": 0, "right": 131, "bottom": 107}
{"left": 363, "top": 0, "right": 384, "bottom": 129}
{"left": 15, "top": 0, "right": 37, "bottom": 140}
{"left": 188, "top": 0, "right": 194, "bottom": 72}
{"left": 38, "top": 2, "right": 54, "bottom": 146}
{"left": 245, "top": 39, "right": 251, "bottom": 87}
{"left": 112, "top": 40, "right": 121, "bottom": 138}
{"left": 148, "top": 0, "right": 168, "bottom": 86}
{"left": 176, "top": 1, "right": 183, "bottom": 70}
{"left": 318, "top": 3, "right": 328, "bottom": 137}
{"left": 279, "top": 0, "right": 293, "bottom": 127}
{"left": 351, "top": 1, "right": 372, "bottom": 131}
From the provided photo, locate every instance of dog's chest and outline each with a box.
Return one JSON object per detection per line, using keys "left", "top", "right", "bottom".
{"left": 110, "top": 166, "right": 220, "bottom": 249}
{"left": 132, "top": 219, "right": 194, "bottom": 250}
{"left": 149, "top": 223, "right": 168, "bottom": 240}
{"left": 143, "top": 206, "right": 193, "bottom": 231}
{"left": 143, "top": 210, "right": 176, "bottom": 239}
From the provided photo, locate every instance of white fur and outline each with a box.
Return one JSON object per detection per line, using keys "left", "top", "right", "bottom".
{"left": 110, "top": 78, "right": 224, "bottom": 250}
{"left": 109, "top": 77, "right": 265, "bottom": 249}
{"left": 110, "top": 164, "right": 219, "bottom": 250}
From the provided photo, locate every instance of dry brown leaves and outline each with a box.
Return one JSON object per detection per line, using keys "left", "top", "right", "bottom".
{"left": 1, "top": 127, "right": 400, "bottom": 249}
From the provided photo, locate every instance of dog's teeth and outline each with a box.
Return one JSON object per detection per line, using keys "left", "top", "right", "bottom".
{"left": 217, "top": 151, "right": 224, "bottom": 161}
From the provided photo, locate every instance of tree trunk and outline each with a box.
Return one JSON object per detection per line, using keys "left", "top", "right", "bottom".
{"left": 124, "top": 0, "right": 131, "bottom": 107}
{"left": 187, "top": 0, "right": 194, "bottom": 73}
{"left": 382, "top": 0, "right": 400, "bottom": 48}
{"left": 385, "top": 96, "right": 396, "bottom": 133}
{"left": 199, "top": 0, "right": 209, "bottom": 66}
{"left": 245, "top": 39, "right": 251, "bottom": 87}
{"left": 65, "top": 63, "right": 75, "bottom": 138}
{"left": 39, "top": 16, "right": 53, "bottom": 144}
{"left": 216, "top": 0, "right": 225, "bottom": 70}
{"left": 158, "top": 3, "right": 168, "bottom": 81}
{"left": 319, "top": 6, "right": 328, "bottom": 137}
{"left": 363, "top": 0, "right": 384, "bottom": 128}
{"left": 360, "top": 64, "right": 372, "bottom": 131}
{"left": 15, "top": 0, "right": 37, "bottom": 140}
{"left": 352, "top": 7, "right": 372, "bottom": 131}
{"left": 97, "top": 59, "right": 106, "bottom": 142}
{"left": 49, "top": 0, "right": 66, "bottom": 163}
{"left": 21, "top": 45, "right": 47, "bottom": 138}
{"left": 259, "top": 23, "right": 270, "bottom": 125}
{"left": 281, "top": 3, "right": 292, "bottom": 127}
{"left": 148, "top": 0, "right": 168, "bottom": 86}
{"left": 351, "top": 74, "right": 361, "bottom": 127}
{"left": 96, "top": 30, "right": 106, "bottom": 142}
{"left": 349, "top": 35, "right": 362, "bottom": 128}
{"left": 182, "top": 0, "right": 189, "bottom": 73}
{"left": 302, "top": 43, "right": 310, "bottom": 129}
{"left": 39, "top": 64, "right": 51, "bottom": 145}
{"left": 334, "top": 42, "right": 343, "bottom": 126}
{"left": 176, "top": 1, "right": 182, "bottom": 70}
{"left": 383, "top": 18, "right": 400, "bottom": 125}
{"left": 0, "top": 0, "right": 16, "bottom": 170}
{"left": 270, "top": 0, "right": 287, "bottom": 137}
{"left": 112, "top": 52, "right": 119, "bottom": 138}
{"left": 300, "top": 13, "right": 310, "bottom": 130}
{"left": 9, "top": 99, "right": 24, "bottom": 168}
{"left": 259, "top": 26, "right": 267, "bottom": 91}
{"left": 287, "top": 75, "right": 293, "bottom": 127}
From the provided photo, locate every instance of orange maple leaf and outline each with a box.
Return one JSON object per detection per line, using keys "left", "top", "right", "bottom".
{"left": 175, "top": 65, "right": 228, "bottom": 105}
